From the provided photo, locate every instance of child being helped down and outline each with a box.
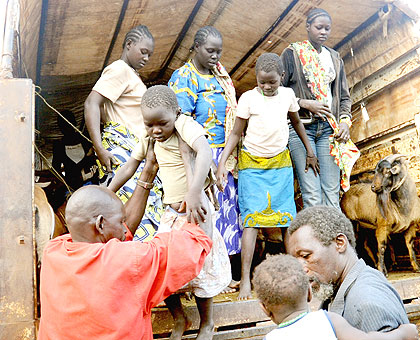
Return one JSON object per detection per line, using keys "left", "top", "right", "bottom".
{"left": 109, "top": 85, "right": 231, "bottom": 340}
{"left": 253, "top": 254, "right": 418, "bottom": 340}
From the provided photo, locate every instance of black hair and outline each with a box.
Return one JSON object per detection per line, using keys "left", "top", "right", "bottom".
{"left": 141, "top": 85, "right": 179, "bottom": 113}
{"left": 255, "top": 53, "right": 283, "bottom": 76}
{"left": 122, "top": 25, "right": 154, "bottom": 49}
{"left": 253, "top": 254, "right": 309, "bottom": 308}
{"left": 288, "top": 206, "right": 356, "bottom": 248}
{"left": 189, "top": 26, "right": 223, "bottom": 52}
{"left": 306, "top": 8, "right": 332, "bottom": 25}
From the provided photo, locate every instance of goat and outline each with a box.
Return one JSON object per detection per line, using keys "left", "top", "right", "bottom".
{"left": 35, "top": 185, "right": 67, "bottom": 265}
{"left": 341, "top": 154, "right": 420, "bottom": 276}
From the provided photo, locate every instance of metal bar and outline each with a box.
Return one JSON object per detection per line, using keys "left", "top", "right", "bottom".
{"left": 0, "top": 0, "right": 8, "bottom": 61}
{"left": 334, "top": 12, "right": 378, "bottom": 51}
{"left": 155, "top": 0, "right": 204, "bottom": 81}
{"left": 0, "top": 0, "right": 14, "bottom": 79}
{"left": 0, "top": 78, "right": 36, "bottom": 339}
{"left": 229, "top": 0, "right": 299, "bottom": 77}
{"left": 102, "top": 0, "right": 130, "bottom": 70}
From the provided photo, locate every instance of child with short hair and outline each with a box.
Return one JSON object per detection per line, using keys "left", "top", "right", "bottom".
{"left": 216, "top": 52, "right": 319, "bottom": 300}
{"left": 252, "top": 254, "right": 418, "bottom": 340}
{"left": 109, "top": 85, "right": 231, "bottom": 340}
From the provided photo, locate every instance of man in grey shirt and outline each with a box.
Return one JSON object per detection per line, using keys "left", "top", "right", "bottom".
{"left": 286, "top": 206, "right": 409, "bottom": 332}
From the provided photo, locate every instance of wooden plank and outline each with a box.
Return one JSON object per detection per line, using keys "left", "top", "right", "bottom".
{"left": 350, "top": 47, "right": 420, "bottom": 106}
{"left": 152, "top": 294, "right": 270, "bottom": 334}
{"left": 157, "top": 323, "right": 276, "bottom": 340}
{"left": 389, "top": 274, "right": 420, "bottom": 301}
{"left": 350, "top": 71, "right": 420, "bottom": 143}
{"left": 19, "top": 0, "right": 42, "bottom": 80}
{"left": 0, "top": 79, "right": 36, "bottom": 339}
{"left": 339, "top": 9, "right": 418, "bottom": 87}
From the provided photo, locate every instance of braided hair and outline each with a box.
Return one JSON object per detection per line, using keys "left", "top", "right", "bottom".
{"left": 189, "top": 26, "right": 222, "bottom": 52}
{"left": 306, "top": 8, "right": 331, "bottom": 25}
{"left": 122, "top": 25, "right": 154, "bottom": 49}
{"left": 255, "top": 53, "right": 283, "bottom": 76}
{"left": 141, "top": 85, "right": 179, "bottom": 114}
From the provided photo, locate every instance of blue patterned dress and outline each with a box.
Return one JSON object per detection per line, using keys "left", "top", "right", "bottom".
{"left": 169, "top": 61, "right": 242, "bottom": 255}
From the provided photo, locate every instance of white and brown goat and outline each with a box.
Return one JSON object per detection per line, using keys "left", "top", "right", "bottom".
{"left": 341, "top": 154, "right": 420, "bottom": 276}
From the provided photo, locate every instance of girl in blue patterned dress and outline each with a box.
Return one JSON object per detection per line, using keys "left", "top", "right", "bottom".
{"left": 168, "top": 26, "right": 242, "bottom": 267}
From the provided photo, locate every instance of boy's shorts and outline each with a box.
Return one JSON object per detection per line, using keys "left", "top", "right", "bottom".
{"left": 158, "top": 201, "right": 231, "bottom": 298}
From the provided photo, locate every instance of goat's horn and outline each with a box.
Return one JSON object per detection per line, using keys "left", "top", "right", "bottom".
{"left": 383, "top": 154, "right": 407, "bottom": 164}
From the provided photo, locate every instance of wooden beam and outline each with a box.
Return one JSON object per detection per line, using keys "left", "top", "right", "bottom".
{"left": 35, "top": 0, "right": 48, "bottom": 86}
{"left": 35, "top": 0, "right": 48, "bottom": 131}
{"left": 334, "top": 12, "right": 378, "bottom": 51}
{"left": 350, "top": 46, "right": 420, "bottom": 106}
{"left": 229, "top": 0, "right": 299, "bottom": 77}
{"left": 102, "top": 0, "right": 130, "bottom": 70}
{"left": 155, "top": 0, "right": 204, "bottom": 81}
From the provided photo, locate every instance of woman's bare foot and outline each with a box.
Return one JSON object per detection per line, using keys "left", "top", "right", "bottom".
{"left": 220, "top": 280, "right": 240, "bottom": 294}
{"left": 237, "top": 280, "right": 252, "bottom": 300}
{"left": 169, "top": 314, "right": 191, "bottom": 340}
{"left": 196, "top": 322, "right": 214, "bottom": 340}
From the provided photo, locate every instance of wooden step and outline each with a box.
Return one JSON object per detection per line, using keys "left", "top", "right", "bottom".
{"left": 153, "top": 274, "right": 420, "bottom": 339}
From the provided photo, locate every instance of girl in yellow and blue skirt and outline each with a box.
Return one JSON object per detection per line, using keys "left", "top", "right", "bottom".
{"left": 216, "top": 53, "right": 319, "bottom": 300}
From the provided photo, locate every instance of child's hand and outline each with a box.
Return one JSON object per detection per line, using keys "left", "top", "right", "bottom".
{"left": 179, "top": 190, "right": 207, "bottom": 224}
{"left": 216, "top": 163, "right": 228, "bottom": 192}
{"left": 305, "top": 154, "right": 320, "bottom": 176}
{"left": 97, "top": 148, "right": 120, "bottom": 172}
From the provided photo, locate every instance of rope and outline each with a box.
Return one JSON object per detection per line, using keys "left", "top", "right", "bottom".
{"left": 34, "top": 143, "right": 74, "bottom": 194}
{"left": 34, "top": 86, "right": 93, "bottom": 144}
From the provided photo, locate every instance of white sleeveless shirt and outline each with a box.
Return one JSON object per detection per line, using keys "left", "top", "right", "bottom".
{"left": 264, "top": 310, "right": 337, "bottom": 340}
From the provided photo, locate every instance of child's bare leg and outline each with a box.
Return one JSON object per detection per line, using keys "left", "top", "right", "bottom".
{"left": 165, "top": 294, "right": 190, "bottom": 340}
{"left": 195, "top": 296, "right": 214, "bottom": 340}
{"left": 238, "top": 227, "right": 258, "bottom": 300}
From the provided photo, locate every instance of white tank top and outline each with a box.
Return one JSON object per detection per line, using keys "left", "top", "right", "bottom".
{"left": 264, "top": 310, "right": 337, "bottom": 340}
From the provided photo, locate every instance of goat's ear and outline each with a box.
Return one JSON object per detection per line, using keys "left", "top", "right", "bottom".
{"left": 390, "top": 163, "right": 401, "bottom": 175}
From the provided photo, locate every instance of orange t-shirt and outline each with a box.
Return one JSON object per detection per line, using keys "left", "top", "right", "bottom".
{"left": 38, "top": 223, "right": 212, "bottom": 340}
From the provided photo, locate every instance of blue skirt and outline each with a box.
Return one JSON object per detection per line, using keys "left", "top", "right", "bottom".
{"left": 212, "top": 147, "right": 242, "bottom": 255}
{"left": 238, "top": 148, "right": 296, "bottom": 228}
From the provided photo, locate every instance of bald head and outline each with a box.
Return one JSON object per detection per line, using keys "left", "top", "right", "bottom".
{"left": 66, "top": 186, "right": 125, "bottom": 242}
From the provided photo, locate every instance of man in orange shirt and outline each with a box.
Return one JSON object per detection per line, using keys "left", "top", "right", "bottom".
{"left": 38, "top": 151, "right": 212, "bottom": 340}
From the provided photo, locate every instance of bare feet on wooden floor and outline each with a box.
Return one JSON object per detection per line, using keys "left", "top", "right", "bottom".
{"left": 169, "top": 315, "right": 191, "bottom": 340}
{"left": 237, "top": 280, "right": 252, "bottom": 300}
{"left": 196, "top": 322, "right": 214, "bottom": 340}
{"left": 220, "top": 280, "right": 240, "bottom": 294}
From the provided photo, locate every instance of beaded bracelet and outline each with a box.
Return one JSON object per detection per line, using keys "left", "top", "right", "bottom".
{"left": 137, "top": 179, "right": 153, "bottom": 190}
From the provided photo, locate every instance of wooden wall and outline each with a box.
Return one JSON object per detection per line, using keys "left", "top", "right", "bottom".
{"left": 337, "top": 7, "right": 420, "bottom": 186}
